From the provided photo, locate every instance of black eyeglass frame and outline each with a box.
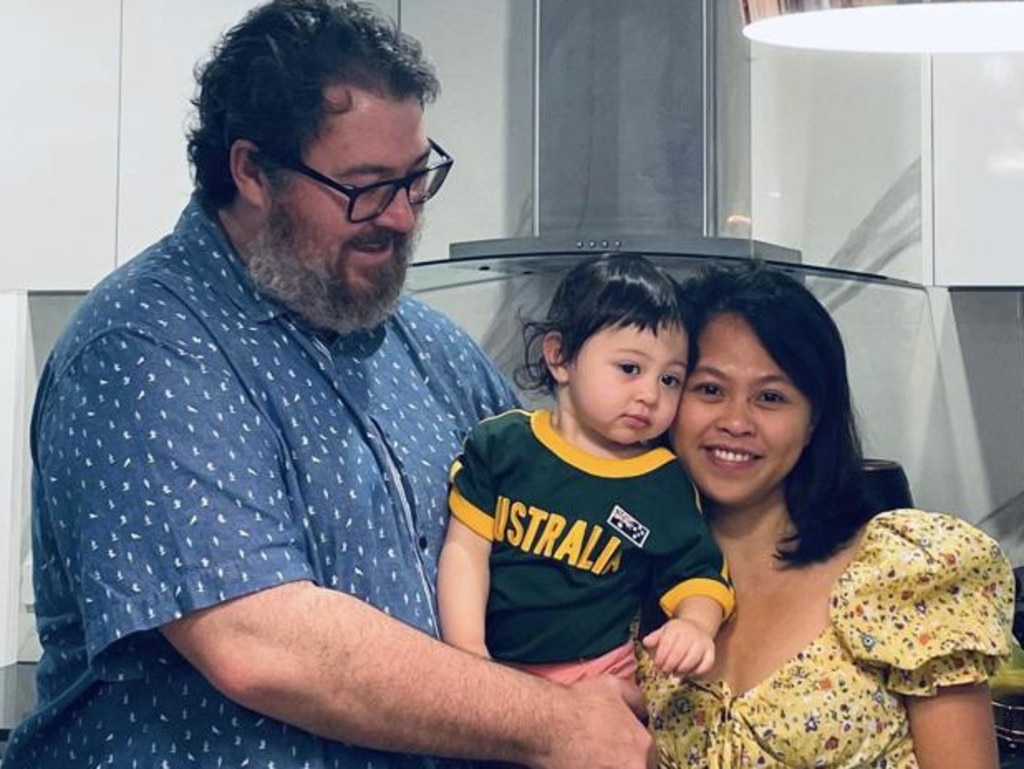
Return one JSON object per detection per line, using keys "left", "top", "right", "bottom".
{"left": 261, "top": 138, "right": 454, "bottom": 224}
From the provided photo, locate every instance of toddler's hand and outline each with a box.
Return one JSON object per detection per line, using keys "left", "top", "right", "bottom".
{"left": 641, "top": 617, "right": 715, "bottom": 676}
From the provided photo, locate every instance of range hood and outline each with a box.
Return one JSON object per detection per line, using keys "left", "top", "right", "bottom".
{"left": 449, "top": 0, "right": 797, "bottom": 266}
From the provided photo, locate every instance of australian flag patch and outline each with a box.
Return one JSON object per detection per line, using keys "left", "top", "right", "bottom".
{"left": 607, "top": 504, "right": 650, "bottom": 548}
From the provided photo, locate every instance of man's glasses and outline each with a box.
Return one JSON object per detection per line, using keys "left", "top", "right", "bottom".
{"left": 262, "top": 138, "right": 453, "bottom": 224}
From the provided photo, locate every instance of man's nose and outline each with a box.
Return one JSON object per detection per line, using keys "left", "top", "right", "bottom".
{"left": 374, "top": 187, "right": 418, "bottom": 233}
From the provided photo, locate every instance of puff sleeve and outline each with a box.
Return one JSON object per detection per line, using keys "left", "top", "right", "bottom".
{"left": 831, "top": 510, "right": 1013, "bottom": 696}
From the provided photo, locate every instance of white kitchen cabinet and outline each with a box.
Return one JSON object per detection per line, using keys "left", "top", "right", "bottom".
{"left": 749, "top": 45, "right": 925, "bottom": 283}
{"left": 400, "top": 1, "right": 535, "bottom": 260}
{"left": 118, "top": 0, "right": 266, "bottom": 263}
{"left": 0, "top": 293, "right": 29, "bottom": 666}
{"left": 0, "top": 0, "right": 120, "bottom": 290}
{"left": 932, "top": 53, "right": 1024, "bottom": 287}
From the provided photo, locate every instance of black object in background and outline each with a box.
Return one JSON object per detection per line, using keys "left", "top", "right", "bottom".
{"left": 861, "top": 458, "right": 914, "bottom": 514}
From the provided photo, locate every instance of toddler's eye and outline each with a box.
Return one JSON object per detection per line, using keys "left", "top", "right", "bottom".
{"left": 661, "top": 374, "right": 682, "bottom": 388}
{"left": 619, "top": 363, "right": 641, "bottom": 375}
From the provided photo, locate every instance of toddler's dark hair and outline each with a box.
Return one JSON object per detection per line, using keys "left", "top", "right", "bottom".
{"left": 515, "top": 254, "right": 684, "bottom": 393}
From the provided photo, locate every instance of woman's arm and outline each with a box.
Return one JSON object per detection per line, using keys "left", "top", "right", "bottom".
{"left": 906, "top": 682, "right": 1001, "bottom": 769}
{"left": 437, "top": 516, "right": 493, "bottom": 657}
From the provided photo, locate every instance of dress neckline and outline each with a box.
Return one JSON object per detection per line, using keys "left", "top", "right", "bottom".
{"left": 695, "top": 516, "right": 880, "bottom": 700}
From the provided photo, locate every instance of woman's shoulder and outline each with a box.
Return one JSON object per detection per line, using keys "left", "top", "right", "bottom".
{"left": 838, "top": 508, "right": 1011, "bottom": 610}
{"left": 855, "top": 508, "right": 1005, "bottom": 564}
{"left": 873, "top": 507, "right": 993, "bottom": 541}
{"left": 830, "top": 509, "right": 1013, "bottom": 693}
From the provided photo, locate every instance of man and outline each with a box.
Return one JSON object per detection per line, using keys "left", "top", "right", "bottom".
{"left": 3, "top": 1, "right": 653, "bottom": 768}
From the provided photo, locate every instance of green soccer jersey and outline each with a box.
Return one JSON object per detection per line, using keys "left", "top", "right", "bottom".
{"left": 449, "top": 409, "right": 733, "bottom": 664}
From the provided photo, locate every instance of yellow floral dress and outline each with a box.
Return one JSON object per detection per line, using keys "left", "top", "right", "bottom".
{"left": 640, "top": 510, "right": 1014, "bottom": 768}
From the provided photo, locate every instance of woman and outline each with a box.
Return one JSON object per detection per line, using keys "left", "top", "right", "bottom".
{"left": 640, "top": 261, "right": 1013, "bottom": 768}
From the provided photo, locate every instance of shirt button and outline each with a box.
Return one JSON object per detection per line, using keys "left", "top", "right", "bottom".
{"left": 418, "top": 536, "right": 428, "bottom": 550}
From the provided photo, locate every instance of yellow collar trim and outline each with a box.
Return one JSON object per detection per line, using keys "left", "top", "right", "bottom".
{"left": 530, "top": 409, "right": 676, "bottom": 478}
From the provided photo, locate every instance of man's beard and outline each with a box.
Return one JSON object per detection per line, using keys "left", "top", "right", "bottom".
{"left": 244, "top": 199, "right": 414, "bottom": 335}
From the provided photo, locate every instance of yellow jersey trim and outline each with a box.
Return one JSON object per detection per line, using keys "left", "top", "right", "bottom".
{"left": 530, "top": 409, "right": 675, "bottom": 478}
{"left": 448, "top": 486, "right": 495, "bottom": 541}
{"left": 660, "top": 577, "right": 736, "bottom": 619}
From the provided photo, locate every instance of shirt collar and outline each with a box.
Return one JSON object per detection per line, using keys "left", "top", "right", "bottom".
{"left": 172, "top": 194, "right": 286, "bottom": 325}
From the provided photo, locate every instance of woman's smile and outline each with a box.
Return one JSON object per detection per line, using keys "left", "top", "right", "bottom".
{"left": 672, "top": 313, "right": 813, "bottom": 517}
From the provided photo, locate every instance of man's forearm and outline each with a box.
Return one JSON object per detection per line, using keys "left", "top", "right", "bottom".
{"left": 161, "top": 580, "right": 599, "bottom": 765}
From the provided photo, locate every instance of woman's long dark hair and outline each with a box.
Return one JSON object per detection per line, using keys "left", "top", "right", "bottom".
{"left": 679, "top": 261, "right": 873, "bottom": 565}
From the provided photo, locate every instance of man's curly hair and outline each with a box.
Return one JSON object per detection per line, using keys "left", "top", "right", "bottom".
{"left": 186, "top": 0, "right": 439, "bottom": 212}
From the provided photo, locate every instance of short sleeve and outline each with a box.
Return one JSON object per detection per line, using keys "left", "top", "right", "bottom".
{"left": 651, "top": 470, "right": 734, "bottom": 619}
{"left": 34, "top": 327, "right": 315, "bottom": 670}
{"left": 447, "top": 417, "right": 503, "bottom": 541}
{"left": 831, "top": 510, "right": 1014, "bottom": 696}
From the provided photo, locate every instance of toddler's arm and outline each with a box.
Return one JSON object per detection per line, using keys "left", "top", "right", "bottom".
{"left": 437, "top": 517, "right": 493, "bottom": 658}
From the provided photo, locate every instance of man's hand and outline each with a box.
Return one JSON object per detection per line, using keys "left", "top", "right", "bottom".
{"left": 642, "top": 617, "right": 715, "bottom": 676}
{"left": 531, "top": 675, "right": 655, "bottom": 769}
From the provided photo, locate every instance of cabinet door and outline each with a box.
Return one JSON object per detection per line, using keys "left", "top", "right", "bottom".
{"left": 400, "top": 0, "right": 534, "bottom": 262}
{"left": 0, "top": 292, "right": 28, "bottom": 666}
{"left": 0, "top": 0, "right": 119, "bottom": 290}
{"left": 118, "top": 0, "right": 264, "bottom": 263}
{"left": 118, "top": 0, "right": 398, "bottom": 264}
{"left": 933, "top": 54, "right": 1024, "bottom": 287}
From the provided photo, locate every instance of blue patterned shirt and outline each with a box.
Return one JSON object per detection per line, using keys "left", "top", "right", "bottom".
{"left": 4, "top": 198, "right": 517, "bottom": 769}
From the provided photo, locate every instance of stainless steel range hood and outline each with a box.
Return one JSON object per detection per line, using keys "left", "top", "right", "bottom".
{"left": 450, "top": 0, "right": 798, "bottom": 266}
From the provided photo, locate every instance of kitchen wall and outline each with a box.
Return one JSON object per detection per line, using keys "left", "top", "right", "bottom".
{"left": 3, "top": 1, "right": 1024, "bottom": 665}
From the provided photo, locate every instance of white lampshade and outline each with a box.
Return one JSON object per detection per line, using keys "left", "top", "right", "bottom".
{"left": 742, "top": 1, "right": 1024, "bottom": 53}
